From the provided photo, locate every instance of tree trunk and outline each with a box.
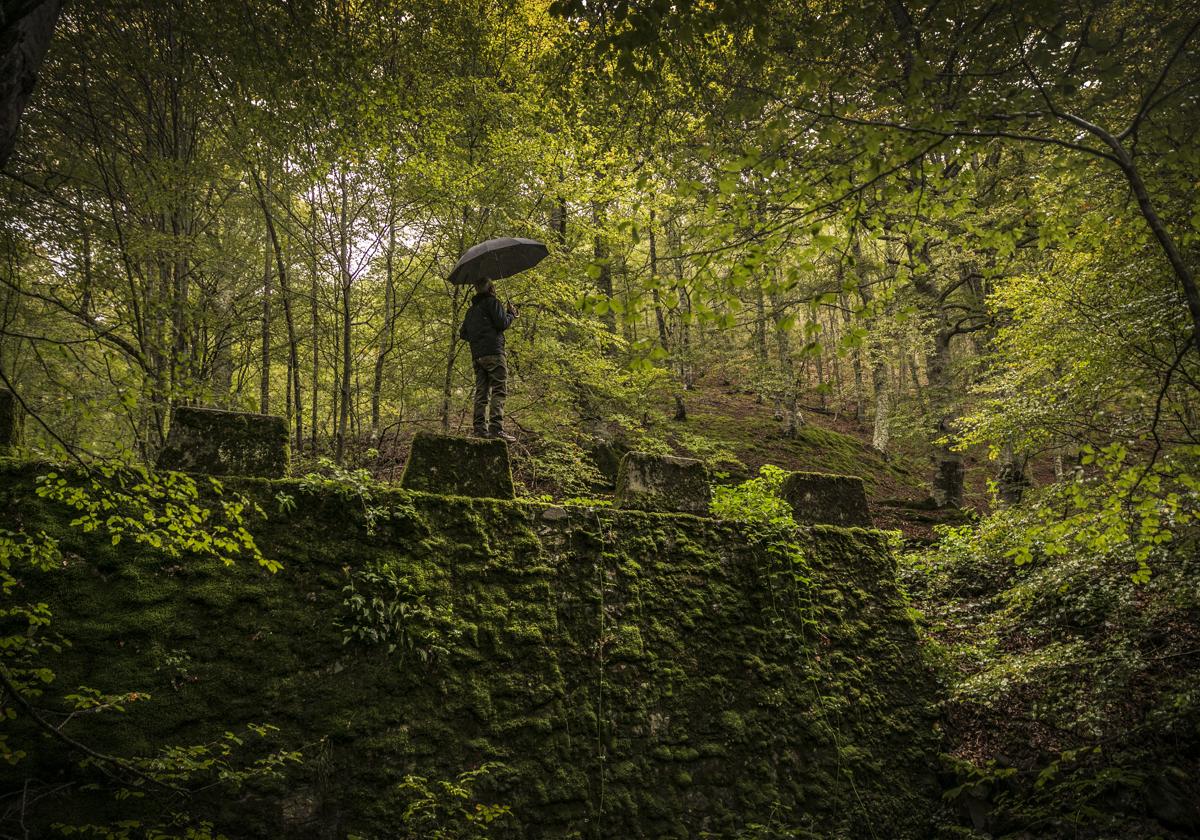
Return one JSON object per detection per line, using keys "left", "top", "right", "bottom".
{"left": 260, "top": 230, "right": 271, "bottom": 415}
{"left": 309, "top": 222, "right": 319, "bottom": 453}
{"left": 440, "top": 288, "right": 464, "bottom": 434}
{"left": 336, "top": 181, "right": 351, "bottom": 463}
{"left": 668, "top": 221, "right": 693, "bottom": 387}
{"left": 0, "top": 0, "right": 61, "bottom": 169}
{"left": 371, "top": 210, "right": 397, "bottom": 438}
{"left": 549, "top": 195, "right": 567, "bottom": 244}
{"left": 871, "top": 363, "right": 891, "bottom": 454}
{"left": 441, "top": 207, "right": 470, "bottom": 433}
{"left": 649, "top": 210, "right": 683, "bottom": 419}
{"left": 770, "top": 285, "right": 802, "bottom": 435}
{"left": 996, "top": 445, "right": 1030, "bottom": 506}
{"left": 841, "top": 293, "right": 865, "bottom": 421}
{"left": 926, "top": 326, "right": 963, "bottom": 507}
{"left": 755, "top": 285, "right": 768, "bottom": 365}
{"left": 254, "top": 169, "right": 303, "bottom": 448}
{"left": 813, "top": 317, "right": 827, "bottom": 410}
{"left": 591, "top": 199, "right": 616, "bottom": 337}
{"left": 853, "top": 238, "right": 891, "bottom": 452}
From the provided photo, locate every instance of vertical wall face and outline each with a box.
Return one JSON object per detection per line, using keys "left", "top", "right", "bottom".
{"left": 156, "top": 406, "right": 290, "bottom": 477}
{"left": 0, "top": 465, "right": 939, "bottom": 838}
{"left": 0, "top": 388, "right": 17, "bottom": 452}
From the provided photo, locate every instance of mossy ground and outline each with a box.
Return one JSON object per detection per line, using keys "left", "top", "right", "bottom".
{"left": 677, "top": 390, "right": 912, "bottom": 491}
{"left": 0, "top": 462, "right": 939, "bottom": 838}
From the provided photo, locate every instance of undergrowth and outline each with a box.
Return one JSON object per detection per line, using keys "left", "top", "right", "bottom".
{"left": 902, "top": 450, "right": 1200, "bottom": 838}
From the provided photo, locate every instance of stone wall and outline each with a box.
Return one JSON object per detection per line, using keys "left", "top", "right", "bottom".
{"left": 0, "top": 462, "right": 939, "bottom": 838}
{"left": 614, "top": 451, "right": 711, "bottom": 514}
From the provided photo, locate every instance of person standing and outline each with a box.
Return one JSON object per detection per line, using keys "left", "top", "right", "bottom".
{"left": 459, "top": 279, "right": 518, "bottom": 441}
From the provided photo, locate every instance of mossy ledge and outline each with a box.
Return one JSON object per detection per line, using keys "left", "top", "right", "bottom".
{"left": 0, "top": 460, "right": 939, "bottom": 838}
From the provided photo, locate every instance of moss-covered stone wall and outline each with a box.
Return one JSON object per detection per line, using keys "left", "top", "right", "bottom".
{"left": 0, "top": 461, "right": 939, "bottom": 838}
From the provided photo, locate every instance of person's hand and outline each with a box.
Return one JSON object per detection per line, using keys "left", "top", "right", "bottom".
{"left": 506, "top": 302, "right": 518, "bottom": 318}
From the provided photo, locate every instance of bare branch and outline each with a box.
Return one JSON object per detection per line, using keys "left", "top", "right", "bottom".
{"left": 1120, "top": 16, "right": 1200, "bottom": 141}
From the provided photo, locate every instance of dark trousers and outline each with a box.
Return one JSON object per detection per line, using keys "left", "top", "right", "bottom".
{"left": 472, "top": 354, "right": 507, "bottom": 434}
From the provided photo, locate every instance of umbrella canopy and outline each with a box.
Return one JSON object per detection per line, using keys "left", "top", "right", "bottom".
{"left": 448, "top": 236, "right": 549, "bottom": 285}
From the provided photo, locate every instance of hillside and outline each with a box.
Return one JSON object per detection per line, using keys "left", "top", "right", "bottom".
{"left": 645, "top": 381, "right": 980, "bottom": 540}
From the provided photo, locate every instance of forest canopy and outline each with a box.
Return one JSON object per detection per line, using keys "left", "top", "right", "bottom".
{"left": 0, "top": 0, "right": 1195, "bottom": 507}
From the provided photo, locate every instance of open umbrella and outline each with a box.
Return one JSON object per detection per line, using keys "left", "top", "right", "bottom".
{"left": 448, "top": 236, "right": 549, "bottom": 285}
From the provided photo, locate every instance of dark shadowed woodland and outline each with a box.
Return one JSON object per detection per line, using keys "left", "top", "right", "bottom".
{"left": 0, "top": 0, "right": 1198, "bottom": 837}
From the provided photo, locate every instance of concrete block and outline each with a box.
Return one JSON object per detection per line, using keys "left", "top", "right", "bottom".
{"left": 400, "top": 432, "right": 514, "bottom": 499}
{"left": 781, "top": 471, "right": 872, "bottom": 527}
{"left": 615, "top": 451, "right": 711, "bottom": 515}
{"left": 0, "top": 388, "right": 17, "bottom": 453}
{"left": 157, "top": 406, "right": 289, "bottom": 477}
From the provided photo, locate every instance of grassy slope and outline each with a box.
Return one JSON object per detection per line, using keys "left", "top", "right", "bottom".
{"left": 666, "top": 383, "right": 974, "bottom": 539}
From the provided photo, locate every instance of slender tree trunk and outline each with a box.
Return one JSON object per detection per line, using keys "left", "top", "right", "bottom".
{"left": 441, "top": 207, "right": 470, "bottom": 433}
{"left": 649, "top": 212, "right": 685, "bottom": 420}
{"left": 592, "top": 199, "right": 616, "bottom": 338}
{"left": 755, "top": 285, "right": 767, "bottom": 365}
{"left": 331, "top": 308, "right": 339, "bottom": 449}
{"left": 440, "top": 288, "right": 464, "bottom": 434}
{"left": 371, "top": 209, "right": 397, "bottom": 438}
{"left": 997, "top": 444, "right": 1030, "bottom": 506}
{"left": 284, "top": 261, "right": 302, "bottom": 448}
{"left": 926, "top": 327, "right": 963, "bottom": 507}
{"left": 309, "top": 225, "right": 319, "bottom": 453}
{"left": 618, "top": 257, "right": 634, "bottom": 345}
{"left": 172, "top": 212, "right": 189, "bottom": 401}
{"left": 872, "top": 362, "right": 891, "bottom": 453}
{"left": 650, "top": 215, "right": 669, "bottom": 349}
{"left": 908, "top": 350, "right": 924, "bottom": 399}
{"left": 260, "top": 230, "right": 271, "bottom": 415}
{"left": 841, "top": 293, "right": 865, "bottom": 421}
{"left": 254, "top": 169, "right": 302, "bottom": 446}
{"left": 550, "top": 195, "right": 567, "bottom": 244}
{"left": 813, "top": 315, "right": 827, "bottom": 410}
{"left": 770, "top": 285, "right": 801, "bottom": 435}
{"left": 336, "top": 182, "right": 351, "bottom": 463}
{"left": 668, "top": 221, "right": 693, "bottom": 387}
{"left": 854, "top": 237, "right": 890, "bottom": 452}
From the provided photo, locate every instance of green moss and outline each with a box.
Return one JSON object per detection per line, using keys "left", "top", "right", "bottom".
{"left": 156, "top": 406, "right": 289, "bottom": 477}
{"left": 782, "top": 470, "right": 873, "bottom": 527}
{"left": 614, "top": 451, "right": 711, "bottom": 514}
{"left": 400, "top": 432, "right": 515, "bottom": 499}
{"left": 0, "top": 461, "right": 939, "bottom": 838}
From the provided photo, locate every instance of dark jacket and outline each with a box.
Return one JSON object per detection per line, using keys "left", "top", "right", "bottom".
{"left": 459, "top": 291, "right": 515, "bottom": 359}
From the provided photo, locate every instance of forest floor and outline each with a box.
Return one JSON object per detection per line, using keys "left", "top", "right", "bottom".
{"left": 668, "top": 379, "right": 986, "bottom": 541}
{"left": 365, "top": 375, "right": 1010, "bottom": 541}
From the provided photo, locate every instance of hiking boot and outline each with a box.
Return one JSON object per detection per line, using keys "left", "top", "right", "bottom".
{"left": 471, "top": 427, "right": 489, "bottom": 438}
{"left": 491, "top": 429, "right": 516, "bottom": 443}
